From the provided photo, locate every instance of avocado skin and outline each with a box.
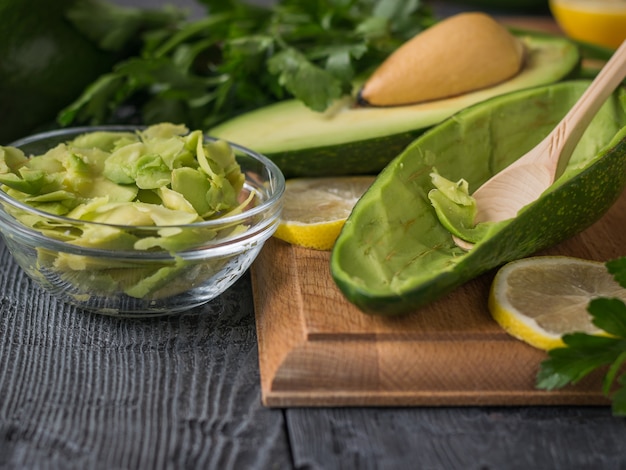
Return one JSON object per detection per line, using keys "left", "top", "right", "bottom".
{"left": 330, "top": 81, "right": 626, "bottom": 316}
{"left": 268, "top": 131, "right": 423, "bottom": 178}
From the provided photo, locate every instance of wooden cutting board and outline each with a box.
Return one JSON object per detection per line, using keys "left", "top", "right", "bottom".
{"left": 250, "top": 16, "right": 615, "bottom": 408}
{"left": 251, "top": 187, "right": 626, "bottom": 408}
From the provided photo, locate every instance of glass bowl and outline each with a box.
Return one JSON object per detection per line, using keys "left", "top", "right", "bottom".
{"left": 0, "top": 126, "right": 284, "bottom": 317}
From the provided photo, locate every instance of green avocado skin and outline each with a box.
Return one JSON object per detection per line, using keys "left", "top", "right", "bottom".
{"left": 330, "top": 81, "right": 626, "bottom": 316}
{"left": 268, "top": 131, "right": 422, "bottom": 178}
{"left": 0, "top": 0, "right": 117, "bottom": 143}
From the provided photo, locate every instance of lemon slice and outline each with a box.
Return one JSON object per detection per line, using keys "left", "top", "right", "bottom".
{"left": 274, "top": 176, "right": 375, "bottom": 251}
{"left": 489, "top": 256, "right": 626, "bottom": 350}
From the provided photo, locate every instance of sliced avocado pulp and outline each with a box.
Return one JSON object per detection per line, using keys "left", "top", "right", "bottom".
{"left": 210, "top": 34, "right": 580, "bottom": 178}
{"left": 0, "top": 123, "right": 252, "bottom": 301}
{"left": 330, "top": 81, "right": 626, "bottom": 316}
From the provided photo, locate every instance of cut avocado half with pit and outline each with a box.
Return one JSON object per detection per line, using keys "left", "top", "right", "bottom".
{"left": 330, "top": 80, "right": 626, "bottom": 316}
{"left": 210, "top": 34, "right": 580, "bottom": 178}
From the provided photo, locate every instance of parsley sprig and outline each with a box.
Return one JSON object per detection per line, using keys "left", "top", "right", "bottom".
{"left": 59, "top": 0, "right": 435, "bottom": 130}
{"left": 536, "top": 257, "right": 626, "bottom": 416}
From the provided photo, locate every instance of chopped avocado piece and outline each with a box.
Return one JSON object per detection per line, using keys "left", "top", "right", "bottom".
{"left": 103, "top": 141, "right": 146, "bottom": 184}
{"left": 0, "top": 172, "right": 41, "bottom": 194}
{"left": 158, "top": 186, "right": 197, "bottom": 214}
{"left": 196, "top": 140, "right": 242, "bottom": 212}
{"left": 171, "top": 167, "right": 212, "bottom": 216}
{"left": 83, "top": 178, "right": 138, "bottom": 202}
{"left": 25, "top": 190, "right": 75, "bottom": 203}
{"left": 134, "top": 154, "right": 171, "bottom": 189}
{"left": 123, "top": 262, "right": 185, "bottom": 299}
{"left": 0, "top": 123, "right": 249, "bottom": 300}
{"left": 68, "top": 225, "right": 138, "bottom": 251}
{"left": 140, "top": 122, "right": 189, "bottom": 140}
{"left": 134, "top": 226, "right": 212, "bottom": 251}
{"left": 71, "top": 131, "right": 138, "bottom": 152}
{"left": 0, "top": 146, "right": 28, "bottom": 173}
{"left": 27, "top": 145, "right": 66, "bottom": 173}
{"left": 141, "top": 127, "right": 191, "bottom": 170}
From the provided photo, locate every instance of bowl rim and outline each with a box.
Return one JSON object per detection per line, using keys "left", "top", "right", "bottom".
{"left": 1, "top": 125, "right": 285, "bottom": 232}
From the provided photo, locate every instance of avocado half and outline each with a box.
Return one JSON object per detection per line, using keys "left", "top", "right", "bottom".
{"left": 210, "top": 34, "right": 580, "bottom": 178}
{"left": 330, "top": 80, "right": 626, "bottom": 316}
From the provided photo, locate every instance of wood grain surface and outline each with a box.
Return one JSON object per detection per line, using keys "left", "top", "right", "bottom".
{"left": 2, "top": 226, "right": 626, "bottom": 470}
{"left": 252, "top": 187, "right": 626, "bottom": 407}
{"left": 0, "top": 248, "right": 291, "bottom": 469}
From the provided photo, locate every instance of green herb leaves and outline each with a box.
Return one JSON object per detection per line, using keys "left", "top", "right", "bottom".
{"left": 268, "top": 47, "right": 344, "bottom": 111}
{"left": 59, "top": 0, "right": 435, "bottom": 130}
{"left": 537, "top": 257, "right": 626, "bottom": 416}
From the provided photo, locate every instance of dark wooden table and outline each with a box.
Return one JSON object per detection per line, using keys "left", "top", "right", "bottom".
{"left": 2, "top": 1, "right": 626, "bottom": 469}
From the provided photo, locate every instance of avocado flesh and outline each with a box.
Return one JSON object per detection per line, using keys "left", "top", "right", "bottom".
{"left": 330, "top": 81, "right": 626, "bottom": 316}
{"left": 210, "top": 35, "right": 579, "bottom": 177}
{"left": 0, "top": 124, "right": 250, "bottom": 302}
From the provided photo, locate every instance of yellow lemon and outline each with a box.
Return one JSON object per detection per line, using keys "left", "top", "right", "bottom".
{"left": 549, "top": 0, "right": 626, "bottom": 49}
{"left": 489, "top": 256, "right": 626, "bottom": 350}
{"left": 274, "top": 176, "right": 375, "bottom": 251}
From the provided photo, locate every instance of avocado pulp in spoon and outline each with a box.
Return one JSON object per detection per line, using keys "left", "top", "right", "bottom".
{"left": 427, "top": 170, "right": 490, "bottom": 244}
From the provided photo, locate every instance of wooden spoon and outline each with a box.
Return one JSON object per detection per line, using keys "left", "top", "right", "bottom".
{"left": 454, "top": 39, "right": 626, "bottom": 250}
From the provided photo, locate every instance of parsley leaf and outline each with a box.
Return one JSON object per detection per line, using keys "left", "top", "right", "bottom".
{"left": 267, "top": 47, "right": 344, "bottom": 111}
{"left": 607, "top": 257, "right": 626, "bottom": 287}
{"left": 58, "top": 0, "right": 435, "bottom": 130}
{"left": 536, "top": 257, "right": 626, "bottom": 416}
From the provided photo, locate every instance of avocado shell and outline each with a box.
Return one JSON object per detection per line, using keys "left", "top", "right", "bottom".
{"left": 331, "top": 80, "right": 626, "bottom": 316}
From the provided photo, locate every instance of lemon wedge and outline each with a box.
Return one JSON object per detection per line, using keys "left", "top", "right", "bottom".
{"left": 274, "top": 176, "right": 375, "bottom": 251}
{"left": 489, "top": 256, "right": 626, "bottom": 350}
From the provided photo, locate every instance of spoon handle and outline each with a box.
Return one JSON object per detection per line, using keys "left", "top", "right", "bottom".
{"left": 470, "top": 39, "right": 626, "bottom": 227}
{"left": 549, "top": 39, "right": 626, "bottom": 177}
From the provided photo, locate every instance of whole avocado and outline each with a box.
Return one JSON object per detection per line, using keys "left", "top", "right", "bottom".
{"left": 0, "top": 0, "right": 118, "bottom": 143}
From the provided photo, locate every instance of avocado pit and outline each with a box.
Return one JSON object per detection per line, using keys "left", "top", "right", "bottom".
{"left": 359, "top": 12, "right": 526, "bottom": 107}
